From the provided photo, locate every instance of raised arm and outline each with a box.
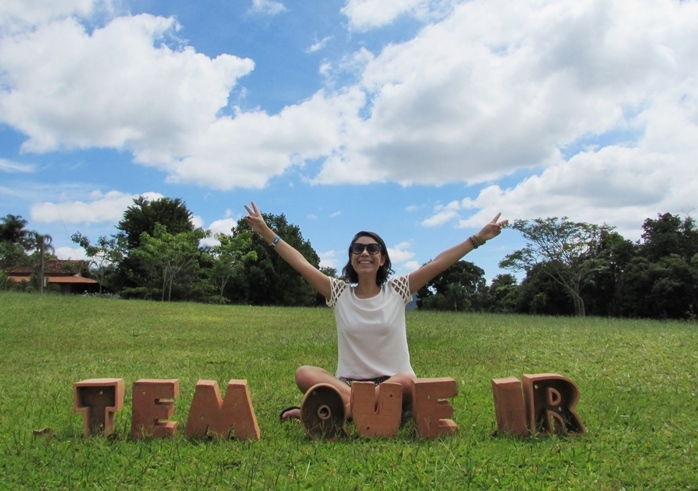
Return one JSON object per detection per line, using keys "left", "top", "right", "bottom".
{"left": 408, "top": 213, "right": 508, "bottom": 294}
{"left": 244, "top": 201, "right": 332, "bottom": 299}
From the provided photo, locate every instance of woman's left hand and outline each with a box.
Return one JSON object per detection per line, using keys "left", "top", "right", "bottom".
{"left": 477, "top": 213, "right": 508, "bottom": 242}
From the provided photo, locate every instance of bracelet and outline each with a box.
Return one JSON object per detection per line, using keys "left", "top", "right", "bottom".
{"left": 469, "top": 234, "right": 485, "bottom": 249}
{"left": 270, "top": 235, "right": 281, "bottom": 247}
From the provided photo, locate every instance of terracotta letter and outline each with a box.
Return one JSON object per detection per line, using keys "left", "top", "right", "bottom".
{"left": 351, "top": 381, "right": 402, "bottom": 438}
{"left": 185, "top": 380, "right": 260, "bottom": 441}
{"left": 523, "top": 373, "right": 584, "bottom": 435}
{"left": 131, "top": 379, "right": 180, "bottom": 439}
{"left": 491, "top": 376, "right": 529, "bottom": 437}
{"left": 412, "top": 377, "right": 458, "bottom": 439}
{"left": 73, "top": 378, "right": 125, "bottom": 437}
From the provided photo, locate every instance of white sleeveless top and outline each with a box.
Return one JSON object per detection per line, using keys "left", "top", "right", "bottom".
{"left": 327, "top": 275, "right": 415, "bottom": 379}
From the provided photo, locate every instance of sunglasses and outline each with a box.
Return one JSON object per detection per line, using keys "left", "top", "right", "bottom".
{"left": 351, "top": 243, "right": 382, "bottom": 255}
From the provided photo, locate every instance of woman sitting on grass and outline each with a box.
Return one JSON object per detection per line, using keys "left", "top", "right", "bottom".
{"left": 244, "top": 201, "right": 508, "bottom": 422}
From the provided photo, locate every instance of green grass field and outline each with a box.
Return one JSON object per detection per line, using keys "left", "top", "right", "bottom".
{"left": 0, "top": 292, "right": 696, "bottom": 490}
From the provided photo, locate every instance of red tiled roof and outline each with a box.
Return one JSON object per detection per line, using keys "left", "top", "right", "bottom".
{"left": 48, "top": 276, "right": 99, "bottom": 284}
{"left": 7, "top": 275, "right": 30, "bottom": 283}
{"left": 7, "top": 274, "right": 98, "bottom": 284}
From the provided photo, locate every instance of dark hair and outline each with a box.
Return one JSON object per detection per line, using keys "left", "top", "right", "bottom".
{"left": 342, "top": 231, "right": 394, "bottom": 286}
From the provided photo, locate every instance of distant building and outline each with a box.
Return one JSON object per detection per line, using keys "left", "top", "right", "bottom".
{"left": 7, "top": 259, "right": 100, "bottom": 294}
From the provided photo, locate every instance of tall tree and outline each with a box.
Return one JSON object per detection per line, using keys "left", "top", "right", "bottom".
{"left": 0, "top": 214, "right": 35, "bottom": 249}
{"left": 0, "top": 241, "right": 28, "bottom": 290}
{"left": 208, "top": 228, "right": 258, "bottom": 303}
{"left": 116, "top": 196, "right": 194, "bottom": 249}
{"left": 129, "top": 224, "right": 207, "bottom": 301}
{"left": 1, "top": 215, "right": 33, "bottom": 289}
{"left": 114, "top": 196, "right": 196, "bottom": 297}
{"left": 618, "top": 213, "right": 698, "bottom": 319}
{"left": 515, "top": 263, "right": 575, "bottom": 315}
{"left": 500, "top": 217, "right": 609, "bottom": 316}
{"left": 639, "top": 213, "right": 698, "bottom": 262}
{"left": 582, "top": 229, "right": 637, "bottom": 317}
{"left": 486, "top": 273, "right": 520, "bottom": 313}
{"left": 229, "top": 213, "right": 321, "bottom": 306}
{"left": 416, "top": 260, "right": 486, "bottom": 311}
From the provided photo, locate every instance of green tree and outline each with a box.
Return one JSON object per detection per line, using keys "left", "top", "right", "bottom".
{"left": 639, "top": 213, "right": 698, "bottom": 262}
{"left": 114, "top": 196, "right": 196, "bottom": 297}
{"left": 208, "top": 228, "right": 258, "bottom": 303}
{"left": 582, "top": 229, "right": 637, "bottom": 317}
{"left": 617, "top": 213, "right": 698, "bottom": 319}
{"left": 129, "top": 224, "right": 207, "bottom": 301}
{"left": 0, "top": 214, "right": 35, "bottom": 250}
{"left": 515, "top": 263, "right": 574, "bottom": 315}
{"left": 486, "top": 273, "right": 520, "bottom": 313}
{"left": 116, "top": 196, "right": 194, "bottom": 249}
{"left": 229, "top": 213, "right": 321, "bottom": 306}
{"left": 500, "top": 217, "right": 609, "bottom": 317}
{"left": 416, "top": 260, "right": 486, "bottom": 311}
{"left": 0, "top": 241, "right": 29, "bottom": 290}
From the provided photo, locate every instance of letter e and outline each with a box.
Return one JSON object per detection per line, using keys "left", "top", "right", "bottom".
{"left": 412, "top": 378, "right": 458, "bottom": 439}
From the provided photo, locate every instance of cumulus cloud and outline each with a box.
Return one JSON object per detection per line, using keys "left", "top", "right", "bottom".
{"left": 321, "top": 0, "right": 694, "bottom": 188}
{"left": 55, "top": 245, "right": 89, "bottom": 261}
{"left": 388, "top": 240, "right": 416, "bottom": 269}
{"left": 0, "top": 0, "right": 96, "bottom": 30}
{"left": 0, "top": 14, "right": 254, "bottom": 154}
{"left": 207, "top": 217, "right": 238, "bottom": 237}
{"left": 341, "top": 0, "right": 454, "bottom": 31}
{"left": 30, "top": 190, "right": 163, "bottom": 224}
{"left": 319, "top": 249, "right": 340, "bottom": 270}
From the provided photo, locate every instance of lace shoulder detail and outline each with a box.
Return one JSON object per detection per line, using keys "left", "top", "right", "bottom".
{"left": 389, "top": 275, "right": 411, "bottom": 303}
{"left": 327, "top": 277, "right": 348, "bottom": 307}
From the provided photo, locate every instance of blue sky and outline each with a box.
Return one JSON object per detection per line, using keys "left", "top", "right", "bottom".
{"left": 1, "top": 0, "right": 697, "bottom": 281}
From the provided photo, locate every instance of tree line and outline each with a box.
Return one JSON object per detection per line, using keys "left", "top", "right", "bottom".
{"left": 1, "top": 197, "right": 696, "bottom": 320}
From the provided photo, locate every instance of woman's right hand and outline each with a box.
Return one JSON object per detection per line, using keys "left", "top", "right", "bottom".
{"left": 244, "top": 201, "right": 269, "bottom": 236}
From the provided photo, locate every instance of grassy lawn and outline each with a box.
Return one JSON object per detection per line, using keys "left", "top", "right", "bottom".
{"left": 0, "top": 292, "right": 696, "bottom": 490}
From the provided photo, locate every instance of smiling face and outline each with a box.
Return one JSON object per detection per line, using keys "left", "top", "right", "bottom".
{"left": 350, "top": 236, "right": 385, "bottom": 277}
{"left": 342, "top": 231, "right": 394, "bottom": 286}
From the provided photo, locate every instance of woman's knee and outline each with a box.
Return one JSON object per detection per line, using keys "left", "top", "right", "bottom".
{"left": 388, "top": 371, "right": 416, "bottom": 400}
{"left": 391, "top": 371, "right": 416, "bottom": 386}
{"left": 294, "top": 365, "right": 329, "bottom": 391}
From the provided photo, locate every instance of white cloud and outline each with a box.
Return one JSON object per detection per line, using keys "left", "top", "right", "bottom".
{"left": 388, "top": 240, "right": 415, "bottom": 263}
{"left": 30, "top": 190, "right": 163, "bottom": 224}
{"left": 207, "top": 218, "right": 238, "bottom": 237}
{"left": 0, "top": 13, "right": 254, "bottom": 154}
{"left": 0, "top": 159, "right": 35, "bottom": 173}
{"left": 328, "top": 0, "right": 690, "bottom": 188}
{"left": 307, "top": 36, "right": 332, "bottom": 53}
{"left": 427, "top": 142, "right": 696, "bottom": 241}
{"left": 154, "top": 88, "right": 365, "bottom": 189}
{"left": 0, "top": 0, "right": 96, "bottom": 30}
{"left": 319, "top": 249, "right": 340, "bottom": 270}
{"left": 420, "top": 200, "right": 461, "bottom": 227}
{"left": 199, "top": 217, "right": 239, "bottom": 248}
{"left": 249, "top": 0, "right": 286, "bottom": 16}
{"left": 341, "top": 0, "right": 454, "bottom": 31}
{"left": 55, "top": 245, "right": 89, "bottom": 261}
